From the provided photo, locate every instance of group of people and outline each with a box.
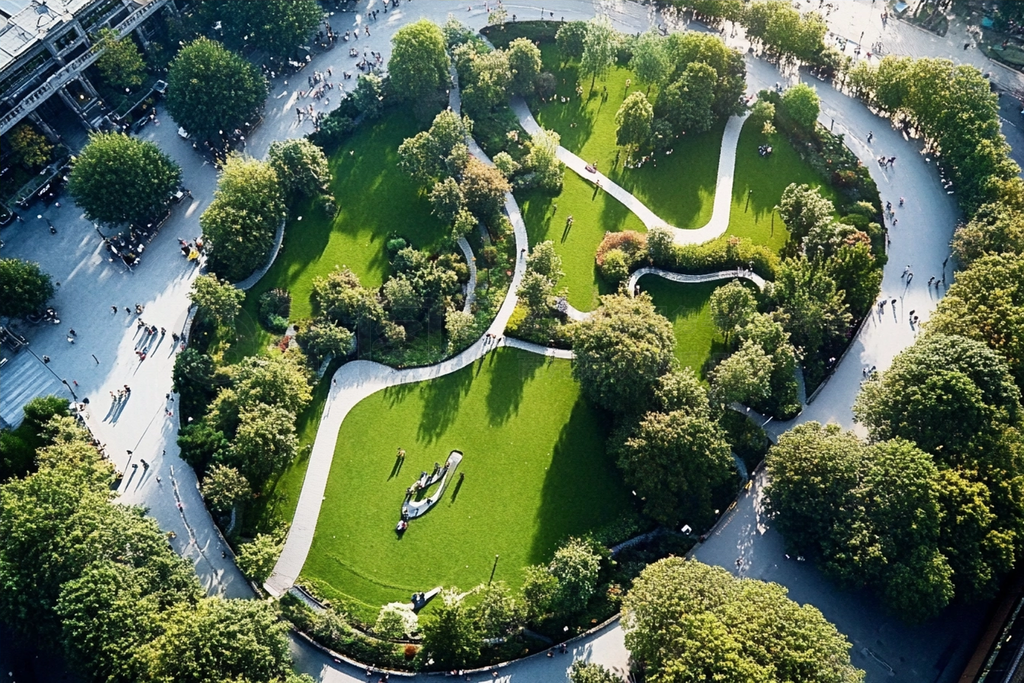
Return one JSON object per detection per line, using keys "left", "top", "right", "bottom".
{"left": 758, "top": 144, "right": 774, "bottom": 157}
{"left": 178, "top": 238, "right": 202, "bottom": 261}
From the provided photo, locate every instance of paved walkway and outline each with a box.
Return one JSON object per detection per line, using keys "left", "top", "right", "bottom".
{"left": 511, "top": 97, "right": 749, "bottom": 245}
{"left": 627, "top": 266, "right": 766, "bottom": 292}
{"left": 456, "top": 235, "right": 478, "bottom": 314}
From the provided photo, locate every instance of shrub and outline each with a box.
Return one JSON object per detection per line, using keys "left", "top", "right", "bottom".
{"left": 404, "top": 644, "right": 418, "bottom": 660}
{"left": 386, "top": 237, "right": 409, "bottom": 259}
{"left": 599, "top": 249, "right": 630, "bottom": 284}
{"left": 258, "top": 289, "right": 291, "bottom": 333}
{"left": 595, "top": 230, "right": 647, "bottom": 266}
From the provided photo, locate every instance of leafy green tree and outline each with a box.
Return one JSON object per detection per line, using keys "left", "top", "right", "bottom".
{"left": 617, "top": 409, "right": 734, "bottom": 527}
{"left": 93, "top": 27, "right": 146, "bottom": 90}
{"left": 352, "top": 73, "right": 386, "bottom": 119}
{"left": 167, "top": 38, "right": 267, "bottom": 141}
{"left": 173, "top": 349, "right": 219, "bottom": 422}
{"left": 825, "top": 243, "right": 882, "bottom": 319}
{"left": 549, "top": 537, "right": 603, "bottom": 615}
{"left": 555, "top": 21, "right": 588, "bottom": 61}
{"left": 7, "top": 123, "right": 53, "bottom": 168}
{"left": 527, "top": 241, "right": 564, "bottom": 282}
{"left": 662, "top": 31, "right": 747, "bottom": 119}
{"left": 389, "top": 20, "right": 450, "bottom": 103}
{"left": 235, "top": 533, "right": 281, "bottom": 585}
{"left": 420, "top": 588, "right": 481, "bottom": 669}
{"left": 177, "top": 419, "right": 229, "bottom": 476}
{"left": 777, "top": 183, "right": 834, "bottom": 244}
{"left": 312, "top": 267, "right": 386, "bottom": 339}
{"left": 201, "top": 463, "right": 250, "bottom": 514}
{"left": 929, "top": 253, "right": 1024, "bottom": 385}
{"left": 445, "top": 309, "right": 476, "bottom": 354}
{"left": 523, "top": 127, "right": 564, "bottom": 191}
{"left": 520, "top": 564, "right": 559, "bottom": 621}
{"left": 750, "top": 99, "right": 776, "bottom": 126}
{"left": 506, "top": 37, "right": 542, "bottom": 96}
{"left": 630, "top": 31, "right": 669, "bottom": 94}
{"left": 200, "top": 155, "right": 285, "bottom": 282}
{"left": 0, "top": 258, "right": 54, "bottom": 319}
{"left": 623, "top": 558, "right": 864, "bottom": 683}
{"left": 463, "top": 47, "right": 511, "bottom": 112}
{"left": 140, "top": 598, "right": 291, "bottom": 683}
{"left": 569, "top": 661, "right": 621, "bottom": 683}
{"left": 189, "top": 273, "right": 244, "bottom": 327}
{"left": 615, "top": 91, "right": 654, "bottom": 156}
{"left": 473, "top": 582, "right": 525, "bottom": 638}
{"left": 781, "top": 82, "right": 820, "bottom": 131}
{"left": 268, "top": 138, "right": 331, "bottom": 205}
{"left": 228, "top": 352, "right": 312, "bottom": 418}
{"left": 709, "top": 280, "right": 757, "bottom": 343}
{"left": 374, "top": 603, "right": 417, "bottom": 640}
{"left": 69, "top": 132, "right": 181, "bottom": 227}
{"left": 222, "top": 403, "right": 298, "bottom": 486}
{"left": 580, "top": 16, "right": 617, "bottom": 90}
{"left": 429, "top": 177, "right": 465, "bottom": 224}
{"left": 207, "top": 0, "right": 321, "bottom": 62}
{"left": 398, "top": 110, "right": 472, "bottom": 184}
{"left": 569, "top": 293, "right": 676, "bottom": 414}
{"left": 951, "top": 204, "right": 1024, "bottom": 266}
{"left": 459, "top": 156, "right": 511, "bottom": 218}
{"left": 296, "top": 320, "right": 354, "bottom": 363}
{"left": 657, "top": 62, "right": 718, "bottom": 136}
{"left": 711, "top": 340, "right": 772, "bottom": 406}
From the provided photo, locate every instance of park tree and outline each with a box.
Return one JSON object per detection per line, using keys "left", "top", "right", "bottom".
{"left": 420, "top": 589, "right": 481, "bottom": 668}
{"left": 235, "top": 533, "right": 281, "bottom": 584}
{"left": 463, "top": 47, "right": 511, "bottom": 112}
{"left": 140, "top": 598, "right": 291, "bottom": 683}
{"left": 351, "top": 72, "right": 386, "bottom": 120}
{"left": 929, "top": 253, "right": 1024, "bottom": 385}
{"left": 207, "top": 0, "right": 321, "bottom": 62}
{"left": 549, "top": 537, "right": 603, "bottom": 615}
{"left": 399, "top": 110, "right": 472, "bottom": 184}
{"left": 176, "top": 419, "right": 229, "bottom": 476}
{"left": 569, "top": 292, "right": 676, "bottom": 414}
{"left": 615, "top": 91, "right": 654, "bottom": 156}
{"left": 781, "top": 82, "right": 820, "bottom": 131}
{"left": 506, "top": 37, "right": 542, "bottom": 96}
{"left": 580, "top": 16, "right": 617, "bottom": 91}
{"left": 200, "top": 155, "right": 286, "bottom": 282}
{"left": 711, "top": 340, "right": 772, "bottom": 406}
{"left": 173, "top": 349, "right": 219, "bottom": 423}
{"left": 951, "top": 204, "right": 1024, "bottom": 266}
{"left": 777, "top": 183, "right": 834, "bottom": 244}
{"left": 389, "top": 20, "right": 450, "bottom": 103}
{"left": 228, "top": 352, "right": 312, "bottom": 417}
{"left": 569, "top": 661, "right": 621, "bottom": 683}
{"left": 221, "top": 402, "right": 298, "bottom": 486}
{"left": 69, "top": 132, "right": 180, "bottom": 227}
{"left": 616, "top": 409, "right": 734, "bottom": 528}
{"left": 8, "top": 123, "right": 53, "bottom": 168}
{"left": 312, "top": 267, "right": 386, "bottom": 339}
{"left": 93, "top": 27, "right": 146, "bottom": 90}
{"left": 523, "top": 127, "right": 564, "bottom": 191}
{"left": 189, "top": 273, "right": 244, "bottom": 327}
{"left": 657, "top": 61, "right": 718, "bottom": 136}
{"left": 459, "top": 156, "right": 511, "bottom": 218}
{"left": 473, "top": 582, "right": 525, "bottom": 639}
{"left": 555, "top": 21, "right": 588, "bottom": 61}
{"left": 764, "top": 256, "right": 850, "bottom": 380}
{"left": 167, "top": 38, "right": 267, "bottom": 141}
{"left": 201, "top": 463, "right": 251, "bottom": 514}
{"left": 445, "top": 309, "right": 476, "bottom": 354}
{"left": 662, "top": 31, "right": 747, "bottom": 119}
{"left": 0, "top": 258, "right": 54, "bottom": 319}
{"left": 622, "top": 558, "right": 864, "bottom": 683}
{"left": 630, "top": 31, "right": 669, "bottom": 94}
{"left": 296, "top": 320, "right": 355, "bottom": 364}
{"left": 709, "top": 279, "right": 757, "bottom": 343}
{"left": 824, "top": 242, "right": 883, "bottom": 319}
{"left": 429, "top": 177, "right": 465, "bottom": 224}
{"left": 527, "top": 240, "right": 564, "bottom": 282}
{"left": 374, "top": 603, "right": 417, "bottom": 640}
{"left": 268, "top": 138, "right": 331, "bottom": 206}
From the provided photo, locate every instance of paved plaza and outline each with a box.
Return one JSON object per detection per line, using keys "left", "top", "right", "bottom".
{"left": 2, "top": 0, "right": 1022, "bottom": 681}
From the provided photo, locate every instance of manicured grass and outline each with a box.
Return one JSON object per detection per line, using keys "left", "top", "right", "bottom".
{"left": 639, "top": 278, "right": 733, "bottom": 379}
{"left": 725, "top": 118, "right": 837, "bottom": 253}
{"left": 233, "top": 111, "right": 449, "bottom": 359}
{"left": 300, "top": 347, "right": 632, "bottom": 619}
{"left": 519, "top": 172, "right": 645, "bottom": 311}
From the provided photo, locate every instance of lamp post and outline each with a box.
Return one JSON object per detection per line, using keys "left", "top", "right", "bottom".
{"left": 488, "top": 554, "right": 500, "bottom": 586}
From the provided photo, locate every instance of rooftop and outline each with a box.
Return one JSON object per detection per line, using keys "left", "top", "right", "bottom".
{"left": 1, "top": 0, "right": 103, "bottom": 72}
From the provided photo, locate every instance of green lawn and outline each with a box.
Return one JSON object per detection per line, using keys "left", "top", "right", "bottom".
{"left": 639, "top": 278, "right": 733, "bottom": 379}
{"left": 299, "top": 347, "right": 632, "bottom": 619}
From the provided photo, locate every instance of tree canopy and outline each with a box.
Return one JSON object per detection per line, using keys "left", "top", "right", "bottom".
{"left": 0, "top": 258, "right": 54, "bottom": 319}
{"left": 268, "top": 138, "right": 332, "bottom": 207}
{"left": 615, "top": 91, "right": 654, "bottom": 155}
{"left": 200, "top": 155, "right": 285, "bottom": 282}
{"left": 69, "top": 132, "right": 181, "bottom": 227}
{"left": 389, "top": 20, "right": 450, "bottom": 103}
{"left": 93, "top": 28, "right": 146, "bottom": 90}
{"left": 167, "top": 38, "right": 267, "bottom": 141}
{"left": 569, "top": 292, "right": 677, "bottom": 414}
{"left": 205, "top": 0, "right": 321, "bottom": 62}
{"left": 623, "top": 558, "right": 864, "bottom": 683}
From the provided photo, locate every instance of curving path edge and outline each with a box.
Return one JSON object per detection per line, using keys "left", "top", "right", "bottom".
{"left": 510, "top": 97, "right": 750, "bottom": 245}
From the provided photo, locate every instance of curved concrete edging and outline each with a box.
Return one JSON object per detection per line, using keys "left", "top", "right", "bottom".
{"left": 456, "top": 235, "right": 477, "bottom": 314}
{"left": 628, "top": 266, "right": 767, "bottom": 292}
{"left": 510, "top": 97, "right": 750, "bottom": 246}
{"left": 236, "top": 217, "right": 288, "bottom": 291}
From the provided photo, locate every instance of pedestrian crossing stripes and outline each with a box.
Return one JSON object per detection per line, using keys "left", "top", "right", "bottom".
{"left": 0, "top": 352, "right": 64, "bottom": 428}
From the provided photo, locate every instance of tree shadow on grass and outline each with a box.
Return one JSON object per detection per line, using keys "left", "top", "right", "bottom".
{"left": 415, "top": 363, "right": 474, "bottom": 445}
{"left": 485, "top": 348, "right": 544, "bottom": 427}
{"left": 527, "top": 399, "right": 629, "bottom": 565}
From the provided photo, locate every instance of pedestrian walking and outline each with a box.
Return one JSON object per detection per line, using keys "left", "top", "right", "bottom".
{"left": 907, "top": 272, "right": 914, "bottom": 284}
{"left": 42, "top": 355, "right": 50, "bottom": 363}
{"left": 111, "top": 305, "right": 118, "bottom": 314}
{"left": 867, "top": 131, "right": 873, "bottom": 142}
